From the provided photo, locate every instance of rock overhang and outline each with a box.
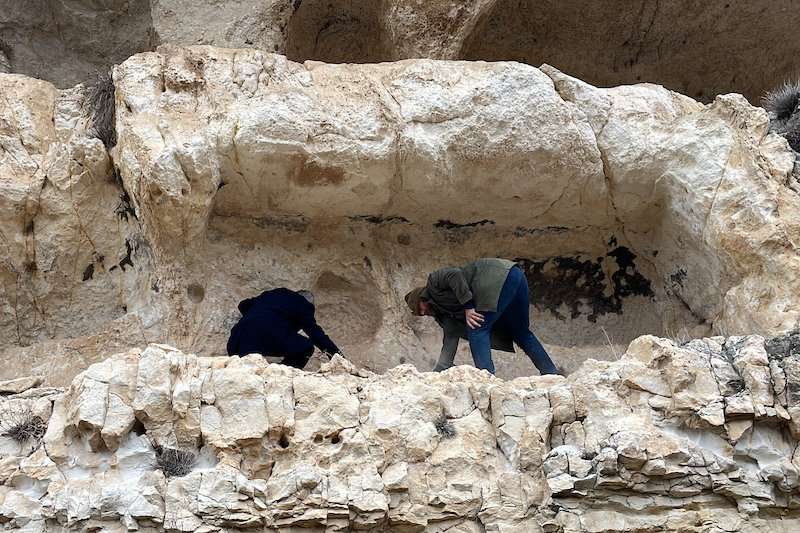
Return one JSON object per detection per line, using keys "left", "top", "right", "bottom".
{"left": 112, "top": 47, "right": 800, "bottom": 365}
{"left": 1, "top": 44, "right": 800, "bottom": 383}
{"left": 4, "top": 0, "right": 799, "bottom": 106}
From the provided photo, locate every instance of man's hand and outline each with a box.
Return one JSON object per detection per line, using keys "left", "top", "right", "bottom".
{"left": 465, "top": 308, "right": 484, "bottom": 329}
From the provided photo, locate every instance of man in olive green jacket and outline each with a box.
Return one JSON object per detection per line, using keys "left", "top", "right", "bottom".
{"left": 405, "top": 258, "right": 558, "bottom": 375}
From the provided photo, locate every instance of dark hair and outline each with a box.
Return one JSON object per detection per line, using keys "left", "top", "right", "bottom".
{"left": 298, "top": 290, "right": 315, "bottom": 305}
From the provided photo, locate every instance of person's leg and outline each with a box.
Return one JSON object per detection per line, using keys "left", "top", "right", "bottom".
{"left": 282, "top": 345, "right": 315, "bottom": 369}
{"left": 467, "top": 315, "right": 497, "bottom": 373}
{"left": 467, "top": 273, "right": 518, "bottom": 373}
{"left": 500, "top": 267, "right": 560, "bottom": 375}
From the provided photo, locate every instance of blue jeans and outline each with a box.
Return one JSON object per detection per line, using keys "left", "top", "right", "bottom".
{"left": 467, "top": 267, "right": 559, "bottom": 375}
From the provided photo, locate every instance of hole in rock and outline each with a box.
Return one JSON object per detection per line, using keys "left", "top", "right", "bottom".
{"left": 187, "top": 283, "right": 205, "bottom": 303}
{"left": 131, "top": 418, "right": 146, "bottom": 436}
{"left": 513, "top": 244, "right": 711, "bottom": 375}
{"left": 311, "top": 270, "right": 382, "bottom": 344}
{"left": 400, "top": 223, "right": 718, "bottom": 377}
{"left": 285, "top": 0, "right": 392, "bottom": 64}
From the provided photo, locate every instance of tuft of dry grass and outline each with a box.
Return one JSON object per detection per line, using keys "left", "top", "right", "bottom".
{"left": 1, "top": 404, "right": 47, "bottom": 446}
{"left": 762, "top": 79, "right": 800, "bottom": 121}
{"left": 85, "top": 71, "right": 116, "bottom": 148}
{"left": 155, "top": 447, "right": 197, "bottom": 478}
{"left": 434, "top": 414, "right": 456, "bottom": 439}
{"left": 600, "top": 326, "right": 621, "bottom": 360}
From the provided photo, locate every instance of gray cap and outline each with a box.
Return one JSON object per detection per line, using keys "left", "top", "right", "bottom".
{"left": 298, "top": 290, "right": 315, "bottom": 305}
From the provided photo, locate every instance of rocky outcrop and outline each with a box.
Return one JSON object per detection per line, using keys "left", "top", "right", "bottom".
{"left": 0, "top": 73, "right": 151, "bottom": 384}
{"left": 2, "top": 6, "right": 799, "bottom": 530}
{"left": 2, "top": 334, "right": 800, "bottom": 531}
{"left": 1, "top": 1, "right": 798, "bottom": 102}
{"left": 2, "top": 46, "right": 799, "bottom": 386}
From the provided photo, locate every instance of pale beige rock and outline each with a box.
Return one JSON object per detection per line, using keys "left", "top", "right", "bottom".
{"left": 381, "top": 461, "right": 409, "bottom": 492}
{"left": 202, "top": 361, "right": 270, "bottom": 446}
{"left": 18, "top": 29, "right": 800, "bottom": 533}
{"left": 1, "top": 316, "right": 150, "bottom": 389}
{"left": 0, "top": 74, "right": 153, "bottom": 386}
{"left": 4, "top": 47, "right": 800, "bottom": 388}
{"left": 132, "top": 346, "right": 175, "bottom": 439}
{"left": 731, "top": 335, "right": 773, "bottom": 410}
{"left": 0, "top": 340, "right": 797, "bottom": 530}
{"left": 293, "top": 373, "right": 360, "bottom": 443}
{"left": 68, "top": 377, "right": 109, "bottom": 451}
{"left": 101, "top": 394, "right": 135, "bottom": 452}
{"left": 582, "top": 83, "right": 800, "bottom": 337}
{"left": 0, "top": 376, "right": 43, "bottom": 394}
{"left": 0, "top": 487, "right": 42, "bottom": 528}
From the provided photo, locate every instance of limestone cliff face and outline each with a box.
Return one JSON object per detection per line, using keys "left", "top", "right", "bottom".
{"left": 1, "top": 46, "right": 799, "bottom": 385}
{"left": 2, "top": 335, "right": 800, "bottom": 531}
{"left": 2, "top": 1, "right": 799, "bottom": 102}
{"left": 1, "top": 9, "right": 800, "bottom": 532}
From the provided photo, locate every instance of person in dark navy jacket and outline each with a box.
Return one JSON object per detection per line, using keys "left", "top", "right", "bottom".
{"left": 226, "top": 288, "right": 342, "bottom": 369}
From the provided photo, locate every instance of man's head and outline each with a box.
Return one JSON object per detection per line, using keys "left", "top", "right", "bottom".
{"left": 405, "top": 287, "right": 434, "bottom": 316}
{"left": 298, "top": 290, "right": 315, "bottom": 305}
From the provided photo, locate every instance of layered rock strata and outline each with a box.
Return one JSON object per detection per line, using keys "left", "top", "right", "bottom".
{"left": 2, "top": 334, "right": 800, "bottom": 531}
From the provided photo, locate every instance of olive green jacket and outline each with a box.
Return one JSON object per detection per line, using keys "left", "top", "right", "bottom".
{"left": 421, "top": 258, "right": 516, "bottom": 314}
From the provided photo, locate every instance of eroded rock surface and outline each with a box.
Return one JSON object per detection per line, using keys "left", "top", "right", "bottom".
{"left": 2, "top": 47, "right": 799, "bottom": 386}
{"left": 0, "top": 0, "right": 155, "bottom": 87}
{"left": 0, "top": 73, "right": 152, "bottom": 384}
{"left": 2, "top": 1, "right": 799, "bottom": 102}
{"left": 2, "top": 336, "right": 800, "bottom": 531}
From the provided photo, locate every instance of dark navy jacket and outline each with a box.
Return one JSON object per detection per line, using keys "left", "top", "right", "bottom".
{"left": 226, "top": 288, "right": 340, "bottom": 357}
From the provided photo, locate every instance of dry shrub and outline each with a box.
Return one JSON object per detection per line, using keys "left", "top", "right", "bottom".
{"left": 762, "top": 79, "right": 800, "bottom": 121}
{"left": 0, "top": 404, "right": 47, "bottom": 446}
{"left": 85, "top": 71, "right": 116, "bottom": 148}
{"left": 155, "top": 447, "right": 197, "bottom": 478}
{"left": 434, "top": 414, "right": 456, "bottom": 439}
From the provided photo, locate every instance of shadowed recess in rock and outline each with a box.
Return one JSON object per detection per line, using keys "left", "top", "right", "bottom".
{"left": 516, "top": 246, "right": 653, "bottom": 323}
